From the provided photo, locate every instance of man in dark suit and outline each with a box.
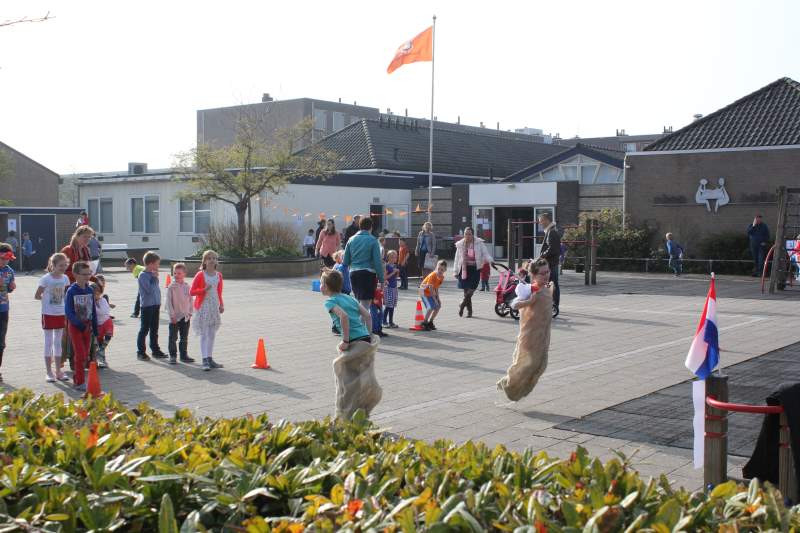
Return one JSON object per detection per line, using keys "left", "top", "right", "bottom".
{"left": 343, "top": 215, "right": 362, "bottom": 247}
{"left": 537, "top": 212, "right": 561, "bottom": 317}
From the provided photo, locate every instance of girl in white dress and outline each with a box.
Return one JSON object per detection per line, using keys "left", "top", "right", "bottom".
{"left": 190, "top": 250, "right": 224, "bottom": 371}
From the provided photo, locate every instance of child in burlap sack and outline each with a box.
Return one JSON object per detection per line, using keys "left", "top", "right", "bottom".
{"left": 320, "top": 269, "right": 382, "bottom": 419}
{"left": 497, "top": 258, "right": 554, "bottom": 402}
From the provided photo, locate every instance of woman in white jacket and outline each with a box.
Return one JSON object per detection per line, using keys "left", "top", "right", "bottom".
{"left": 453, "top": 227, "right": 492, "bottom": 318}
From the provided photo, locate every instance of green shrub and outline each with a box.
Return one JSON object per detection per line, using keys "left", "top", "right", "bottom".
{"left": 199, "top": 221, "right": 302, "bottom": 258}
{"left": 563, "top": 209, "right": 655, "bottom": 272}
{"left": 0, "top": 390, "right": 798, "bottom": 531}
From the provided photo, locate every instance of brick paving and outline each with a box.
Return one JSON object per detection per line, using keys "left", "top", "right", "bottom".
{"left": 1, "top": 266, "right": 798, "bottom": 490}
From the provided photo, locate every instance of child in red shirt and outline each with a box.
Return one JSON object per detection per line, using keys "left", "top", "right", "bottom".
{"left": 480, "top": 262, "right": 491, "bottom": 291}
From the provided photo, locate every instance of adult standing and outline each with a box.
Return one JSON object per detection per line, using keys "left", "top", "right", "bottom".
{"left": 537, "top": 212, "right": 561, "bottom": 318}
{"left": 315, "top": 219, "right": 341, "bottom": 268}
{"left": 747, "top": 214, "right": 770, "bottom": 277}
{"left": 415, "top": 222, "right": 436, "bottom": 278}
{"left": 6, "top": 231, "right": 18, "bottom": 271}
{"left": 452, "top": 227, "right": 492, "bottom": 318}
{"left": 88, "top": 231, "right": 103, "bottom": 274}
{"left": 343, "top": 217, "right": 384, "bottom": 314}
{"left": 497, "top": 258, "right": 553, "bottom": 401}
{"left": 343, "top": 215, "right": 361, "bottom": 246}
{"left": 61, "top": 225, "right": 94, "bottom": 283}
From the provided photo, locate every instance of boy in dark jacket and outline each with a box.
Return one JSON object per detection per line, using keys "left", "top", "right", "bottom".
{"left": 136, "top": 251, "right": 167, "bottom": 361}
{"left": 65, "top": 261, "right": 98, "bottom": 391}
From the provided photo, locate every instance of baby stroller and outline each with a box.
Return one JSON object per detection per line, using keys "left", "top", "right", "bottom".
{"left": 492, "top": 263, "right": 521, "bottom": 320}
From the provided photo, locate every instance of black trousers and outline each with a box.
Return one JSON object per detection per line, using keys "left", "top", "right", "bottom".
{"left": 0, "top": 311, "right": 7, "bottom": 367}
{"left": 168, "top": 318, "right": 190, "bottom": 357}
{"left": 137, "top": 305, "right": 161, "bottom": 354}
{"left": 133, "top": 294, "right": 141, "bottom": 316}
{"left": 550, "top": 266, "right": 560, "bottom": 308}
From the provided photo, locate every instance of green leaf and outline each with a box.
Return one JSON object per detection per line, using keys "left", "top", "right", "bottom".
{"left": 654, "top": 498, "right": 681, "bottom": 529}
{"left": 710, "top": 480, "right": 738, "bottom": 500}
{"left": 159, "top": 494, "right": 179, "bottom": 533}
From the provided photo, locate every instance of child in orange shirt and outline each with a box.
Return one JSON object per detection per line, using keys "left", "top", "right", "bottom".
{"left": 419, "top": 259, "right": 447, "bottom": 330}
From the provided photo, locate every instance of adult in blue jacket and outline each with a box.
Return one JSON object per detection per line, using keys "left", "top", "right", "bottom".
{"left": 343, "top": 216, "right": 384, "bottom": 311}
{"left": 747, "top": 214, "right": 770, "bottom": 276}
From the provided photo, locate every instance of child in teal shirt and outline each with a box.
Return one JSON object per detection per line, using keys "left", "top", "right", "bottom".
{"left": 321, "top": 269, "right": 371, "bottom": 351}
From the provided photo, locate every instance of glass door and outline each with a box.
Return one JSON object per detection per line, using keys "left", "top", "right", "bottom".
{"left": 472, "top": 207, "right": 496, "bottom": 256}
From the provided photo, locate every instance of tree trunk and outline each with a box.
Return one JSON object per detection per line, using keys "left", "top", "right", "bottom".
{"left": 247, "top": 199, "right": 253, "bottom": 255}
{"left": 235, "top": 203, "right": 247, "bottom": 251}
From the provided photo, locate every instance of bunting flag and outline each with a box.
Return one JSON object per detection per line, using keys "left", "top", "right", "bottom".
{"left": 387, "top": 26, "right": 433, "bottom": 74}
{"left": 415, "top": 204, "right": 422, "bottom": 212}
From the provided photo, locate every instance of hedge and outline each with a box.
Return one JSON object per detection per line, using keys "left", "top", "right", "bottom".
{"left": 0, "top": 390, "right": 797, "bottom": 531}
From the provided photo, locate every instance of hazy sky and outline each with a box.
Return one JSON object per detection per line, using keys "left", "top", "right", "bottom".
{"left": 1, "top": 1, "right": 798, "bottom": 174}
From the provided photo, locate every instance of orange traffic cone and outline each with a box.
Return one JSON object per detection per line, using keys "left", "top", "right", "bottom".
{"left": 251, "top": 338, "right": 270, "bottom": 369}
{"left": 409, "top": 300, "right": 426, "bottom": 331}
{"left": 165, "top": 274, "right": 172, "bottom": 287}
{"left": 85, "top": 361, "right": 103, "bottom": 399}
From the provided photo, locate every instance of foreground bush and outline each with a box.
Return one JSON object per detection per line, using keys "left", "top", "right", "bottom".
{"left": 0, "top": 390, "right": 797, "bottom": 531}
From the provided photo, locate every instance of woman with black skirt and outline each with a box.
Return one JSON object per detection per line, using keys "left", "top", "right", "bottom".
{"left": 452, "top": 227, "right": 492, "bottom": 318}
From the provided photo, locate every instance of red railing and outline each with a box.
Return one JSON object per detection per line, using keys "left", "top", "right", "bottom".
{"left": 706, "top": 396, "right": 784, "bottom": 414}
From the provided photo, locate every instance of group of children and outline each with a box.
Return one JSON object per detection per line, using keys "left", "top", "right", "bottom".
{"left": 0, "top": 242, "right": 228, "bottom": 389}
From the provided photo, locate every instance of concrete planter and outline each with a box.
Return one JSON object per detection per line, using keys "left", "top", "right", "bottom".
{"left": 182, "top": 256, "right": 320, "bottom": 279}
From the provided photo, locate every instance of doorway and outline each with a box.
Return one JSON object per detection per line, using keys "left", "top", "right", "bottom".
{"left": 20, "top": 214, "right": 56, "bottom": 271}
{"left": 494, "top": 207, "right": 535, "bottom": 259}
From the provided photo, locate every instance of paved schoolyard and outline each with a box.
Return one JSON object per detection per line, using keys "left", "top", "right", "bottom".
{"left": 2, "top": 266, "right": 798, "bottom": 490}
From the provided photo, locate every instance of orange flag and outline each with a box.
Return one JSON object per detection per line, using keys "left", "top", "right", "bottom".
{"left": 387, "top": 26, "right": 433, "bottom": 74}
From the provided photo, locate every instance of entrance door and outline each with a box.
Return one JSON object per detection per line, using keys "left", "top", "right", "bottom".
{"left": 369, "top": 204, "right": 384, "bottom": 235}
{"left": 20, "top": 214, "right": 55, "bottom": 271}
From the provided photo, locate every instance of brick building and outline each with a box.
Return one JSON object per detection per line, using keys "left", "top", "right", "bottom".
{"left": 624, "top": 77, "right": 800, "bottom": 250}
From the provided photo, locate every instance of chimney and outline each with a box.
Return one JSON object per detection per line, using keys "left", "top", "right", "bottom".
{"left": 496, "top": 122, "right": 500, "bottom": 130}
{"left": 479, "top": 121, "right": 485, "bottom": 128}
{"left": 262, "top": 93, "right": 273, "bottom": 102}
{"left": 128, "top": 162, "right": 147, "bottom": 175}
{"left": 693, "top": 113, "right": 703, "bottom": 121}
{"left": 338, "top": 97, "right": 341, "bottom": 103}
{"left": 457, "top": 116, "right": 461, "bottom": 124}
{"left": 405, "top": 108, "right": 408, "bottom": 117}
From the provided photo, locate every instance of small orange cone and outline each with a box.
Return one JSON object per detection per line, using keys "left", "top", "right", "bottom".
{"left": 165, "top": 274, "right": 172, "bottom": 287}
{"left": 251, "top": 338, "right": 270, "bottom": 369}
{"left": 85, "top": 361, "right": 103, "bottom": 398}
{"left": 409, "top": 300, "right": 426, "bottom": 331}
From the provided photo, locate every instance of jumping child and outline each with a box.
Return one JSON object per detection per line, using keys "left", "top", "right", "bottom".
{"left": 0, "top": 242, "right": 15, "bottom": 382}
{"left": 65, "top": 261, "right": 97, "bottom": 390}
{"left": 419, "top": 259, "right": 447, "bottom": 331}
{"left": 92, "top": 282, "right": 113, "bottom": 368}
{"left": 35, "top": 252, "right": 69, "bottom": 382}
{"left": 136, "top": 251, "right": 167, "bottom": 360}
{"left": 166, "top": 262, "right": 194, "bottom": 364}
{"left": 383, "top": 250, "right": 399, "bottom": 328}
{"left": 190, "top": 249, "right": 224, "bottom": 371}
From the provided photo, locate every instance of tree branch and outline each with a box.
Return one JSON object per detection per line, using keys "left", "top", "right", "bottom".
{"left": 1, "top": 12, "right": 53, "bottom": 28}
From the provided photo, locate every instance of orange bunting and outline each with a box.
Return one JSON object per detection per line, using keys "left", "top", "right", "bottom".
{"left": 385, "top": 208, "right": 393, "bottom": 215}
{"left": 344, "top": 215, "right": 353, "bottom": 224}
{"left": 415, "top": 204, "right": 422, "bottom": 212}
{"left": 399, "top": 211, "right": 408, "bottom": 216}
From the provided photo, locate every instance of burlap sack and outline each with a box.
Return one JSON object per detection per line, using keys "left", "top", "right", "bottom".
{"left": 333, "top": 335, "right": 382, "bottom": 419}
{"left": 497, "top": 283, "right": 553, "bottom": 402}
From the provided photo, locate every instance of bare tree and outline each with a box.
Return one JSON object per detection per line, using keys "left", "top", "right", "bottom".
{"left": 1, "top": 12, "right": 53, "bottom": 28}
{"left": 175, "top": 117, "right": 339, "bottom": 253}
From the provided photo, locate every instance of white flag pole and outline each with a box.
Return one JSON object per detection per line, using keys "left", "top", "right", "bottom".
{"left": 427, "top": 15, "right": 436, "bottom": 223}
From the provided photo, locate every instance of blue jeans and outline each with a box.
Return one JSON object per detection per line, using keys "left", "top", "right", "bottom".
{"left": 750, "top": 243, "right": 766, "bottom": 274}
{"left": 669, "top": 257, "right": 682, "bottom": 275}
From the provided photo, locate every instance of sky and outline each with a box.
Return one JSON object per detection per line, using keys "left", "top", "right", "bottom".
{"left": 1, "top": 0, "right": 798, "bottom": 174}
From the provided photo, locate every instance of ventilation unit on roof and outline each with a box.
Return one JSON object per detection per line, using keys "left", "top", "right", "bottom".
{"left": 128, "top": 162, "right": 147, "bottom": 175}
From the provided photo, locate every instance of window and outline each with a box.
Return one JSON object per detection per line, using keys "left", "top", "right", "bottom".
{"left": 333, "top": 112, "right": 345, "bottom": 131}
{"left": 87, "top": 198, "right": 114, "bottom": 233}
{"left": 131, "top": 196, "right": 159, "bottom": 233}
{"left": 179, "top": 198, "right": 211, "bottom": 234}
{"left": 383, "top": 205, "right": 409, "bottom": 236}
{"left": 313, "top": 109, "right": 327, "bottom": 131}
{"left": 580, "top": 164, "right": 599, "bottom": 184}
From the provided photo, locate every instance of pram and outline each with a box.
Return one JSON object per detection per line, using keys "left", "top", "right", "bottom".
{"left": 492, "top": 262, "right": 523, "bottom": 320}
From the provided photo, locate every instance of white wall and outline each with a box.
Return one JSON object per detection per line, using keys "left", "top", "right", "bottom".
{"left": 256, "top": 184, "right": 413, "bottom": 240}
{"left": 469, "top": 182, "right": 557, "bottom": 206}
{"left": 79, "top": 178, "right": 413, "bottom": 259}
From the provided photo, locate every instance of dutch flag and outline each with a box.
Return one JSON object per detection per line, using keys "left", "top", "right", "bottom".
{"left": 685, "top": 274, "right": 721, "bottom": 468}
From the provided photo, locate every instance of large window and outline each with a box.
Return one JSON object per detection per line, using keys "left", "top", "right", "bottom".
{"left": 383, "top": 205, "right": 409, "bottom": 236}
{"left": 131, "top": 196, "right": 159, "bottom": 233}
{"left": 179, "top": 198, "right": 211, "bottom": 234}
{"left": 332, "top": 112, "right": 345, "bottom": 131}
{"left": 87, "top": 198, "right": 113, "bottom": 233}
{"left": 313, "top": 109, "right": 327, "bottom": 131}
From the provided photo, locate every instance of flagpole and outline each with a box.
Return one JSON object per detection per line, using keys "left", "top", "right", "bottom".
{"left": 427, "top": 15, "right": 436, "bottom": 223}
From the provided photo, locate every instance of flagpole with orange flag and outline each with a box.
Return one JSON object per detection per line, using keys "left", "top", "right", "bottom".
{"left": 388, "top": 16, "right": 436, "bottom": 223}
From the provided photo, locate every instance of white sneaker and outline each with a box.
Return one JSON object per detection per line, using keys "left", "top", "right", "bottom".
{"left": 46, "top": 372, "right": 56, "bottom": 383}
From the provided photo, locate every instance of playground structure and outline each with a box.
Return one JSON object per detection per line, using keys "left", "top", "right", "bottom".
{"left": 704, "top": 375, "right": 797, "bottom": 502}
{"left": 507, "top": 218, "right": 598, "bottom": 285}
{"left": 765, "top": 186, "right": 800, "bottom": 294}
